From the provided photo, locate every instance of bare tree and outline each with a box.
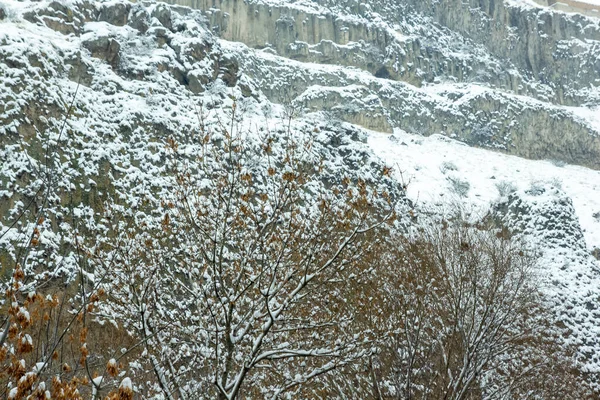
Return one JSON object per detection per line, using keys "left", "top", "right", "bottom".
{"left": 368, "top": 220, "right": 592, "bottom": 400}
{"left": 97, "top": 106, "right": 395, "bottom": 399}
{"left": 0, "top": 83, "right": 135, "bottom": 400}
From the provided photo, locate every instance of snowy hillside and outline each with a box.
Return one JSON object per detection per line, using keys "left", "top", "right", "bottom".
{"left": 1, "top": 0, "right": 600, "bottom": 397}
{"left": 369, "top": 128, "right": 600, "bottom": 372}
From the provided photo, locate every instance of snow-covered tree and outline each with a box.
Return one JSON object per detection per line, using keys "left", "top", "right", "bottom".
{"left": 367, "top": 221, "right": 591, "bottom": 399}
{"left": 97, "top": 108, "right": 395, "bottom": 399}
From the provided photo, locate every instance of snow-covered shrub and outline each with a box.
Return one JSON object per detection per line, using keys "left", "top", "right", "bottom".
{"left": 95, "top": 107, "right": 396, "bottom": 399}
{"left": 527, "top": 179, "right": 546, "bottom": 196}
{"left": 0, "top": 264, "right": 132, "bottom": 400}
{"left": 548, "top": 176, "right": 563, "bottom": 190}
{"left": 447, "top": 175, "right": 470, "bottom": 197}
{"left": 440, "top": 160, "right": 458, "bottom": 174}
{"left": 528, "top": 178, "right": 562, "bottom": 195}
{"left": 367, "top": 220, "right": 593, "bottom": 399}
{"left": 495, "top": 180, "right": 517, "bottom": 198}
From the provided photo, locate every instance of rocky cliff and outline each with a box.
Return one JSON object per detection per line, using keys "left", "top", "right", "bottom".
{"left": 1, "top": 0, "right": 600, "bottom": 391}
{"left": 157, "top": 0, "right": 600, "bottom": 168}
{"left": 0, "top": 0, "right": 410, "bottom": 277}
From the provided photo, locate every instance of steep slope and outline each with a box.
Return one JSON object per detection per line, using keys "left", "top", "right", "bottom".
{"left": 1, "top": 0, "right": 600, "bottom": 393}
{"left": 0, "top": 0, "right": 407, "bottom": 278}
{"left": 161, "top": 0, "right": 600, "bottom": 168}
{"left": 370, "top": 129, "right": 600, "bottom": 375}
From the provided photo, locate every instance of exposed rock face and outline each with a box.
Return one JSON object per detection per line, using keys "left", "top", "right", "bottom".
{"left": 399, "top": 0, "right": 600, "bottom": 103}
{"left": 165, "top": 0, "right": 600, "bottom": 103}
{"left": 98, "top": 2, "right": 131, "bottom": 26}
{"left": 493, "top": 183, "right": 600, "bottom": 370}
{"left": 82, "top": 36, "right": 121, "bottom": 68}
{"left": 22, "top": 1, "right": 99, "bottom": 35}
{"left": 0, "top": 0, "right": 409, "bottom": 277}
{"left": 12, "top": 0, "right": 600, "bottom": 167}
{"left": 1, "top": 0, "right": 600, "bottom": 390}
{"left": 159, "top": 0, "right": 600, "bottom": 168}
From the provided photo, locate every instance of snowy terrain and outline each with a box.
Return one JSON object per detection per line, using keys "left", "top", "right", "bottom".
{"left": 1, "top": 0, "right": 600, "bottom": 392}
{"left": 368, "top": 127, "right": 600, "bottom": 370}
{"left": 368, "top": 129, "right": 600, "bottom": 252}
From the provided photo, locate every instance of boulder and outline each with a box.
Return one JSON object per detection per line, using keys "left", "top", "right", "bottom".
{"left": 23, "top": 1, "right": 81, "bottom": 35}
{"left": 219, "top": 57, "right": 239, "bottom": 87}
{"left": 65, "top": 53, "right": 95, "bottom": 86}
{"left": 171, "top": 39, "right": 213, "bottom": 66}
{"left": 187, "top": 71, "right": 212, "bottom": 94}
{"left": 98, "top": 2, "right": 130, "bottom": 26}
{"left": 152, "top": 4, "right": 172, "bottom": 31}
{"left": 128, "top": 6, "right": 150, "bottom": 33}
{"left": 82, "top": 36, "right": 121, "bottom": 69}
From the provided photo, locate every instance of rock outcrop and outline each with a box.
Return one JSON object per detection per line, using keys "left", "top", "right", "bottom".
{"left": 10, "top": 0, "right": 600, "bottom": 167}
{"left": 493, "top": 183, "right": 600, "bottom": 370}
{"left": 0, "top": 0, "right": 408, "bottom": 277}
{"left": 160, "top": 0, "right": 600, "bottom": 168}
{"left": 1, "top": 0, "right": 600, "bottom": 391}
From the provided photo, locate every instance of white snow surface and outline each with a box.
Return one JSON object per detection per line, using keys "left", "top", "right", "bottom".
{"left": 369, "top": 129, "right": 600, "bottom": 251}
{"left": 120, "top": 377, "right": 132, "bottom": 390}
{"left": 1, "top": 0, "right": 600, "bottom": 385}
{"left": 369, "top": 128, "right": 600, "bottom": 372}
{"left": 511, "top": 0, "right": 600, "bottom": 12}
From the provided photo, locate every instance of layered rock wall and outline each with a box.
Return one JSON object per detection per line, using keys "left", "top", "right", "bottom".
{"left": 154, "top": 0, "right": 600, "bottom": 168}
{"left": 534, "top": 0, "right": 600, "bottom": 18}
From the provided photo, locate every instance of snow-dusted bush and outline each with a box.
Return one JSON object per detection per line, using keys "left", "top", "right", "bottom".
{"left": 440, "top": 160, "right": 459, "bottom": 174}
{"left": 527, "top": 179, "right": 546, "bottom": 196}
{"left": 0, "top": 264, "right": 133, "bottom": 400}
{"left": 447, "top": 175, "right": 471, "bottom": 197}
{"left": 495, "top": 180, "right": 517, "bottom": 198}
{"left": 528, "top": 178, "right": 562, "bottom": 195}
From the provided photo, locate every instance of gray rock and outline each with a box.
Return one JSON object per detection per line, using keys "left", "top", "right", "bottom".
{"left": 151, "top": 27, "right": 171, "bottom": 47}
{"left": 165, "top": 0, "right": 600, "bottom": 168}
{"left": 65, "top": 53, "right": 95, "bottom": 86}
{"left": 128, "top": 6, "right": 150, "bottom": 33}
{"left": 152, "top": 4, "right": 173, "bottom": 31}
{"left": 187, "top": 71, "right": 211, "bottom": 94}
{"left": 219, "top": 57, "right": 239, "bottom": 87}
{"left": 82, "top": 36, "right": 121, "bottom": 69}
{"left": 493, "top": 185, "right": 587, "bottom": 250}
{"left": 239, "top": 83, "right": 253, "bottom": 98}
{"left": 98, "top": 2, "right": 130, "bottom": 26}
{"left": 23, "top": 1, "right": 81, "bottom": 35}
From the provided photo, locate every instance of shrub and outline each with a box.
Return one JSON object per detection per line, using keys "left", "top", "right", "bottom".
{"left": 495, "top": 180, "right": 517, "bottom": 198}
{"left": 447, "top": 176, "right": 471, "bottom": 197}
{"left": 95, "top": 107, "right": 395, "bottom": 399}
{"left": 440, "top": 161, "right": 458, "bottom": 174}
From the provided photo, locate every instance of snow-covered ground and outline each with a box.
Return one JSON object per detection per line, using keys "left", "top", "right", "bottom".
{"left": 369, "top": 129, "right": 600, "bottom": 251}
{"left": 1, "top": 0, "right": 600, "bottom": 383}
{"left": 369, "top": 128, "right": 600, "bottom": 372}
